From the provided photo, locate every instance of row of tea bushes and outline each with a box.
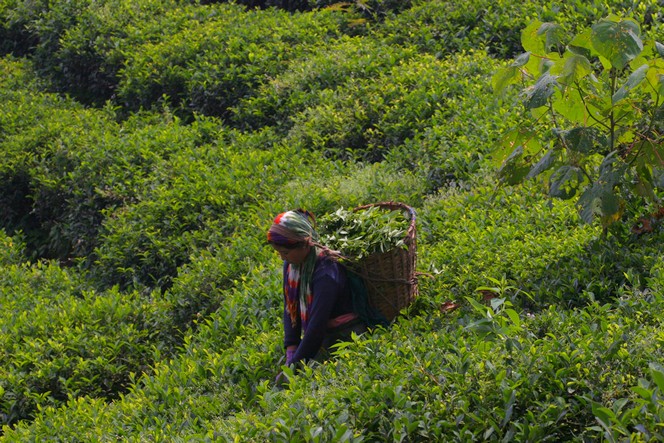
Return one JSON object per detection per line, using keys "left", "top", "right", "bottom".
{"left": 0, "top": 0, "right": 352, "bottom": 109}
{"left": 115, "top": 4, "right": 347, "bottom": 119}
{"left": 0, "top": 230, "right": 172, "bottom": 429}
{"left": 5, "top": 0, "right": 658, "bottom": 123}
{"left": 1, "top": 248, "right": 286, "bottom": 439}
{"left": 417, "top": 183, "right": 664, "bottom": 310}
{"left": 256, "top": 50, "right": 510, "bottom": 166}
{"left": 378, "top": 0, "right": 663, "bottom": 59}
{"left": 0, "top": 56, "right": 224, "bottom": 263}
{"left": 5, "top": 260, "right": 664, "bottom": 440}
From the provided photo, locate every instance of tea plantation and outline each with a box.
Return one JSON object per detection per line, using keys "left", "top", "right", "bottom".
{"left": 2, "top": 0, "right": 664, "bottom": 441}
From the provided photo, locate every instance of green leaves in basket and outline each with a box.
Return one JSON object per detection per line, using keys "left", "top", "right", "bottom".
{"left": 318, "top": 206, "right": 410, "bottom": 261}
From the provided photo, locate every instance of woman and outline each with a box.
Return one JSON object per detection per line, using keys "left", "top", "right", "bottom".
{"left": 267, "top": 209, "right": 368, "bottom": 367}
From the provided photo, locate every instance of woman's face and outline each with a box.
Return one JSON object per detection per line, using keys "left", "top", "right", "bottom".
{"left": 272, "top": 244, "right": 311, "bottom": 265}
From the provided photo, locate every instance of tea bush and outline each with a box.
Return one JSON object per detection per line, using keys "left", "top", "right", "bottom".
{"left": 0, "top": 72, "right": 217, "bottom": 262}
{"left": 379, "top": 0, "right": 662, "bottom": 59}
{"left": 418, "top": 182, "right": 664, "bottom": 309}
{"left": 285, "top": 50, "right": 505, "bottom": 164}
{"left": 0, "top": 259, "right": 170, "bottom": 429}
{"left": 90, "top": 128, "right": 319, "bottom": 290}
{"left": 116, "top": 4, "right": 348, "bottom": 120}
{"left": 231, "top": 36, "right": 418, "bottom": 131}
{"left": 2, "top": 261, "right": 283, "bottom": 440}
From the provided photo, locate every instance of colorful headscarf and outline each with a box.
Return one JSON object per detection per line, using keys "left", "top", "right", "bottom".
{"left": 267, "top": 210, "right": 320, "bottom": 329}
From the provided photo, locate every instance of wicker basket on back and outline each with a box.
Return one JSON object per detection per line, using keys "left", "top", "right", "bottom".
{"left": 349, "top": 202, "right": 418, "bottom": 322}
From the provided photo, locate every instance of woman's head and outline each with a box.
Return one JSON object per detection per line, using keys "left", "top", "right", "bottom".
{"left": 267, "top": 209, "right": 318, "bottom": 264}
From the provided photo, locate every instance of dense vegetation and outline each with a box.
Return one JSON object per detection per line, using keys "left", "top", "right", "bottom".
{"left": 1, "top": 0, "right": 664, "bottom": 441}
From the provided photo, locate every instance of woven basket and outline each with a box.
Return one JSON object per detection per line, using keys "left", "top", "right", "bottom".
{"left": 350, "top": 202, "right": 417, "bottom": 322}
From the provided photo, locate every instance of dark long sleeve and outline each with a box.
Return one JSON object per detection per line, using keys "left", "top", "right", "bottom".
{"left": 283, "top": 257, "right": 353, "bottom": 364}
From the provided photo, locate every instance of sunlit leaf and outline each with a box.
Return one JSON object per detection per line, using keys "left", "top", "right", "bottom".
{"left": 521, "top": 20, "right": 546, "bottom": 56}
{"left": 493, "top": 66, "right": 522, "bottom": 94}
{"left": 568, "top": 29, "right": 595, "bottom": 58}
{"left": 552, "top": 88, "right": 591, "bottom": 124}
{"left": 493, "top": 128, "right": 540, "bottom": 167}
{"left": 649, "top": 362, "right": 664, "bottom": 392}
{"left": 550, "top": 53, "right": 592, "bottom": 86}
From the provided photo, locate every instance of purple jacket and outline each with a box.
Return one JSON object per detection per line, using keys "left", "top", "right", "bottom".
{"left": 283, "top": 255, "right": 354, "bottom": 364}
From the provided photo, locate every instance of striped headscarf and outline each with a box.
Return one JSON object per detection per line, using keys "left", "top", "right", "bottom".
{"left": 267, "top": 209, "right": 320, "bottom": 329}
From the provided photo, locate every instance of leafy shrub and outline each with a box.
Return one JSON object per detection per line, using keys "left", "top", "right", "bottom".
{"left": 493, "top": 15, "right": 664, "bottom": 229}
{"left": 284, "top": 51, "right": 502, "bottom": 163}
{"left": 379, "top": 0, "right": 662, "bottom": 59}
{"left": 231, "top": 36, "right": 418, "bottom": 131}
{"left": 274, "top": 161, "right": 427, "bottom": 218}
{"left": 1, "top": 263, "right": 283, "bottom": 440}
{"left": 418, "top": 182, "right": 664, "bottom": 309}
{"left": 40, "top": 0, "right": 182, "bottom": 105}
{"left": 0, "top": 73, "right": 211, "bottom": 262}
{"left": 116, "top": 4, "right": 346, "bottom": 120}
{"left": 91, "top": 129, "right": 313, "bottom": 290}
{"left": 0, "top": 230, "right": 24, "bottom": 266}
{"left": 0, "top": 260, "right": 170, "bottom": 429}
{"left": 0, "top": 82, "right": 115, "bottom": 259}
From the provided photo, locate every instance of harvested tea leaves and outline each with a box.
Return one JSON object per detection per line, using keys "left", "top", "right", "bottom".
{"left": 318, "top": 206, "right": 410, "bottom": 261}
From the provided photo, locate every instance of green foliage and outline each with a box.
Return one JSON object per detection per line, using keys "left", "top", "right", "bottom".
{"left": 231, "top": 36, "right": 418, "bottom": 131}
{"left": 318, "top": 206, "right": 410, "bottom": 260}
{"left": 116, "top": 3, "right": 346, "bottom": 120}
{"left": 0, "top": 260, "right": 170, "bottom": 429}
{"left": 2, "top": 1, "right": 664, "bottom": 441}
{"left": 493, "top": 14, "right": 664, "bottom": 228}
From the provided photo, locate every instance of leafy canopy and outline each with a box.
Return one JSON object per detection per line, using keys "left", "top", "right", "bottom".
{"left": 493, "top": 15, "right": 664, "bottom": 228}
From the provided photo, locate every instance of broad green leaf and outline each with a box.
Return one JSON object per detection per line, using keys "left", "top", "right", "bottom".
{"left": 656, "top": 41, "right": 664, "bottom": 57}
{"left": 551, "top": 53, "right": 592, "bottom": 86}
{"left": 641, "top": 138, "right": 664, "bottom": 166}
{"left": 649, "top": 362, "right": 664, "bottom": 392}
{"left": 493, "top": 66, "right": 521, "bottom": 94}
{"left": 552, "top": 88, "right": 590, "bottom": 124}
{"left": 631, "top": 386, "right": 653, "bottom": 400}
{"left": 591, "top": 19, "right": 643, "bottom": 70}
{"left": 569, "top": 29, "right": 597, "bottom": 59}
{"left": 524, "top": 73, "right": 557, "bottom": 109}
{"left": 539, "top": 22, "right": 566, "bottom": 53}
{"left": 505, "top": 309, "right": 522, "bottom": 330}
{"left": 600, "top": 190, "right": 620, "bottom": 217}
{"left": 613, "top": 64, "right": 649, "bottom": 103}
{"left": 592, "top": 405, "right": 616, "bottom": 426}
{"left": 498, "top": 145, "right": 530, "bottom": 185}
{"left": 493, "top": 128, "right": 541, "bottom": 167}
{"left": 549, "top": 165, "right": 582, "bottom": 199}
{"left": 645, "top": 66, "right": 664, "bottom": 98}
{"left": 521, "top": 21, "right": 546, "bottom": 56}
{"left": 632, "top": 164, "right": 656, "bottom": 200}
{"left": 598, "top": 153, "right": 627, "bottom": 187}
{"left": 512, "top": 52, "right": 530, "bottom": 68}
{"left": 577, "top": 182, "right": 620, "bottom": 224}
